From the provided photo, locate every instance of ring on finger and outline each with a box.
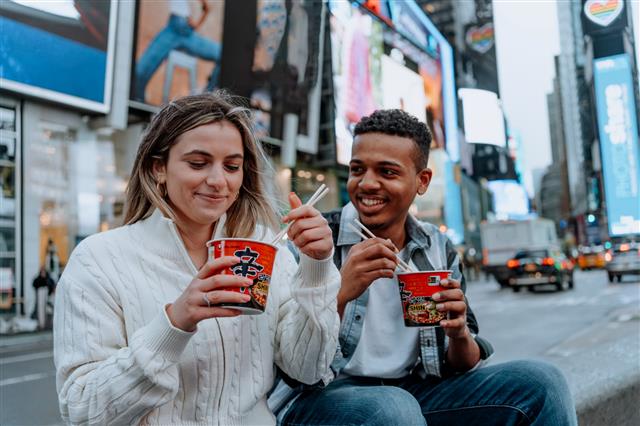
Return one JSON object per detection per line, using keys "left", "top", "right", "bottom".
{"left": 202, "top": 293, "right": 211, "bottom": 308}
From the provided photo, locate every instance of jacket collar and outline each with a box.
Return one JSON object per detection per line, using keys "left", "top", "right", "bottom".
{"left": 337, "top": 202, "right": 432, "bottom": 249}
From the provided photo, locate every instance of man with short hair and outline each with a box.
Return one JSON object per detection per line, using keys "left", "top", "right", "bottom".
{"left": 270, "top": 109, "right": 577, "bottom": 425}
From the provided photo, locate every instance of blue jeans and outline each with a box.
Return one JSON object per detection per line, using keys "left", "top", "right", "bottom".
{"left": 279, "top": 360, "right": 577, "bottom": 426}
{"left": 134, "top": 15, "right": 221, "bottom": 102}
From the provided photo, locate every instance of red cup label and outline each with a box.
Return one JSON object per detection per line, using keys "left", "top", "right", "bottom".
{"left": 398, "top": 271, "right": 451, "bottom": 327}
{"left": 208, "top": 239, "right": 277, "bottom": 313}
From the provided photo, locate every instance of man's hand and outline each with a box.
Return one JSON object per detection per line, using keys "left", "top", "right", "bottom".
{"left": 337, "top": 238, "right": 397, "bottom": 317}
{"left": 433, "top": 278, "right": 469, "bottom": 338}
{"left": 433, "top": 278, "right": 481, "bottom": 371}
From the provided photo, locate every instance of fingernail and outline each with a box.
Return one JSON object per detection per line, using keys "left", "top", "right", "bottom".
{"left": 436, "top": 303, "right": 445, "bottom": 311}
{"left": 432, "top": 293, "right": 441, "bottom": 301}
{"left": 441, "top": 279, "right": 448, "bottom": 285}
{"left": 242, "top": 294, "right": 251, "bottom": 301}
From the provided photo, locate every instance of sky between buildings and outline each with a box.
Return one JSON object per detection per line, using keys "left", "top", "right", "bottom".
{"left": 494, "top": 0, "right": 560, "bottom": 196}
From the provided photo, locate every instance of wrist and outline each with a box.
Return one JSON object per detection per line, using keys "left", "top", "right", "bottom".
{"left": 448, "top": 325, "right": 472, "bottom": 341}
{"left": 166, "top": 303, "right": 196, "bottom": 332}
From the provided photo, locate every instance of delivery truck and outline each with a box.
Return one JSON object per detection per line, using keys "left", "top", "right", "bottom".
{"left": 480, "top": 218, "right": 559, "bottom": 287}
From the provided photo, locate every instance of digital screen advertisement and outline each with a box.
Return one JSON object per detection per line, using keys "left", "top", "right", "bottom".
{"left": 458, "top": 88, "right": 506, "bottom": 147}
{"left": 329, "top": 0, "right": 456, "bottom": 165}
{"left": 593, "top": 54, "right": 640, "bottom": 236}
{"left": 0, "top": 0, "right": 117, "bottom": 113}
{"left": 132, "top": 0, "right": 225, "bottom": 107}
{"left": 487, "top": 180, "right": 530, "bottom": 220}
{"left": 329, "top": 0, "right": 462, "bottom": 242}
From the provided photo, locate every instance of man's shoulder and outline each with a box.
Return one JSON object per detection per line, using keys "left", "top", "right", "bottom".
{"left": 408, "top": 217, "right": 456, "bottom": 257}
{"left": 414, "top": 219, "right": 440, "bottom": 236}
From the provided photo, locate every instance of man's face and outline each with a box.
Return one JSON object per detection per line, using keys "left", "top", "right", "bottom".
{"left": 347, "top": 132, "right": 432, "bottom": 232}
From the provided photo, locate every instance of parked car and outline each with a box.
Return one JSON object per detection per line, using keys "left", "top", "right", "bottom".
{"left": 506, "top": 249, "right": 574, "bottom": 292}
{"left": 606, "top": 242, "right": 640, "bottom": 283}
{"left": 577, "top": 245, "right": 607, "bottom": 270}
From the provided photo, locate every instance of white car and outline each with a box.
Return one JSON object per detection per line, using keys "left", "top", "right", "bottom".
{"left": 606, "top": 243, "right": 640, "bottom": 283}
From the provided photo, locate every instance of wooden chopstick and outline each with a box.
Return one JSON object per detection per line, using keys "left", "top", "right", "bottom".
{"left": 271, "top": 185, "right": 330, "bottom": 245}
{"left": 346, "top": 222, "right": 413, "bottom": 273}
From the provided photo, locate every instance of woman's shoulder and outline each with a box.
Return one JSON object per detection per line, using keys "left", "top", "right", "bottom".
{"left": 67, "top": 225, "right": 137, "bottom": 269}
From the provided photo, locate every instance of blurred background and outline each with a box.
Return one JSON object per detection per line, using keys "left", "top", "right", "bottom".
{"left": 0, "top": 1, "right": 638, "bottom": 425}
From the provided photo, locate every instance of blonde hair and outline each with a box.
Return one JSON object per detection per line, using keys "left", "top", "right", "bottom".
{"left": 124, "top": 90, "right": 279, "bottom": 237}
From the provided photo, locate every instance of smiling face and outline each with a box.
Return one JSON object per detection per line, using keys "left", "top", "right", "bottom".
{"left": 154, "top": 120, "right": 244, "bottom": 231}
{"left": 347, "top": 132, "right": 432, "bottom": 238}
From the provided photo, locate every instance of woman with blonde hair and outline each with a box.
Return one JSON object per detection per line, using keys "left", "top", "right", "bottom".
{"left": 54, "top": 91, "right": 340, "bottom": 425}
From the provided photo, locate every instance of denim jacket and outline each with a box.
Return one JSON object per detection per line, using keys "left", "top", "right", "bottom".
{"left": 328, "top": 203, "right": 493, "bottom": 378}
{"left": 268, "top": 203, "right": 493, "bottom": 415}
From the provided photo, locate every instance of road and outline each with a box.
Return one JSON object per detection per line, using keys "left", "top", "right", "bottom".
{"left": 467, "top": 269, "right": 639, "bottom": 365}
{"left": 0, "top": 333, "right": 60, "bottom": 426}
{"left": 466, "top": 267, "right": 640, "bottom": 419}
{"left": 1, "top": 269, "right": 638, "bottom": 425}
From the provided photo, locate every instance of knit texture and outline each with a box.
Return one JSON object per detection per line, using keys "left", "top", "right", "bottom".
{"left": 53, "top": 210, "right": 340, "bottom": 425}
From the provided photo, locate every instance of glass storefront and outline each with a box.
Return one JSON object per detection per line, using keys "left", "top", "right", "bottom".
{"left": 25, "top": 121, "right": 127, "bottom": 297}
{"left": 0, "top": 102, "right": 19, "bottom": 312}
{"left": 3, "top": 103, "right": 129, "bottom": 324}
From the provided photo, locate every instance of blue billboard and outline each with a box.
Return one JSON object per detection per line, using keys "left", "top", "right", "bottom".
{"left": 0, "top": 1, "right": 117, "bottom": 113}
{"left": 593, "top": 54, "right": 640, "bottom": 236}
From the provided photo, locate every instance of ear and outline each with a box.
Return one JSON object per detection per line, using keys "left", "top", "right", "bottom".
{"left": 416, "top": 168, "right": 432, "bottom": 195}
{"left": 152, "top": 159, "right": 166, "bottom": 183}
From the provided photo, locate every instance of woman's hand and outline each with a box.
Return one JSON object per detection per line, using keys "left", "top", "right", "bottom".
{"left": 282, "top": 192, "right": 333, "bottom": 260}
{"left": 433, "top": 278, "right": 470, "bottom": 339}
{"left": 166, "top": 256, "right": 253, "bottom": 332}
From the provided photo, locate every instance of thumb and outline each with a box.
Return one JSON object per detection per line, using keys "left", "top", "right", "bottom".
{"left": 288, "top": 192, "right": 303, "bottom": 209}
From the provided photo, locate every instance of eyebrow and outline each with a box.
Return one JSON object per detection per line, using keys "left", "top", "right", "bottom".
{"left": 349, "top": 159, "right": 402, "bottom": 168}
{"left": 182, "top": 150, "right": 243, "bottom": 160}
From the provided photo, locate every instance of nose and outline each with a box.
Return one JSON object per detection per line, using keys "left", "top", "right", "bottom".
{"left": 206, "top": 163, "right": 226, "bottom": 188}
{"left": 358, "top": 170, "right": 380, "bottom": 190}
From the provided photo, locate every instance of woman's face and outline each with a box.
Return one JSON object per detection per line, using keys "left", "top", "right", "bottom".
{"left": 155, "top": 120, "right": 244, "bottom": 230}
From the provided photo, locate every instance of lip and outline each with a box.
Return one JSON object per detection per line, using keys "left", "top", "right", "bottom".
{"left": 195, "top": 193, "right": 228, "bottom": 203}
{"left": 356, "top": 194, "right": 387, "bottom": 214}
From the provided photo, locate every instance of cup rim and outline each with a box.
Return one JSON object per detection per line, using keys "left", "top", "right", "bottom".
{"left": 206, "top": 238, "right": 278, "bottom": 251}
{"left": 396, "top": 270, "right": 453, "bottom": 276}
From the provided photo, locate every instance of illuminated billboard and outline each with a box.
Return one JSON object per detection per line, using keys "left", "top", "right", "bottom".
{"left": 458, "top": 88, "right": 506, "bottom": 147}
{"left": 593, "top": 54, "right": 640, "bottom": 236}
{"left": 132, "top": 1, "right": 322, "bottom": 145}
{"left": 329, "top": 0, "right": 458, "bottom": 165}
{"left": 131, "top": 0, "right": 224, "bottom": 107}
{"left": 0, "top": 0, "right": 117, "bottom": 113}
{"left": 487, "top": 180, "right": 530, "bottom": 220}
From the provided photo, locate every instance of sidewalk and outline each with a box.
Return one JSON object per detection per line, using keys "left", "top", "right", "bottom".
{"left": 547, "top": 306, "right": 640, "bottom": 426}
{"left": 0, "top": 329, "right": 53, "bottom": 353}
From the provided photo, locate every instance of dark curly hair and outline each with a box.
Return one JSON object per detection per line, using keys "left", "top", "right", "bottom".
{"left": 353, "top": 109, "right": 432, "bottom": 169}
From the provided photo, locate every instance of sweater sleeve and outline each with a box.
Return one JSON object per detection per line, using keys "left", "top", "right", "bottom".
{"left": 273, "top": 249, "right": 341, "bottom": 385}
{"left": 53, "top": 244, "right": 194, "bottom": 425}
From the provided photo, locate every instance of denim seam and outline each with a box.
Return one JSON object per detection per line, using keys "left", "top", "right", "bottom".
{"left": 424, "top": 403, "right": 533, "bottom": 425}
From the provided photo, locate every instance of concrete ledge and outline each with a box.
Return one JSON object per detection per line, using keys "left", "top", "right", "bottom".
{"left": 576, "top": 376, "right": 639, "bottom": 426}
{"left": 546, "top": 308, "right": 640, "bottom": 426}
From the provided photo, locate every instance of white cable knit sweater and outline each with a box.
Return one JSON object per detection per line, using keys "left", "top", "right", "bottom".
{"left": 53, "top": 210, "right": 340, "bottom": 426}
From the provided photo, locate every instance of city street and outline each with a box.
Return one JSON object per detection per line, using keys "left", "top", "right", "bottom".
{"left": 1, "top": 269, "right": 638, "bottom": 425}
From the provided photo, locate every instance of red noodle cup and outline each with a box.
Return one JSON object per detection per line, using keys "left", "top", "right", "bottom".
{"left": 206, "top": 238, "right": 278, "bottom": 315}
{"left": 397, "top": 270, "right": 452, "bottom": 327}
